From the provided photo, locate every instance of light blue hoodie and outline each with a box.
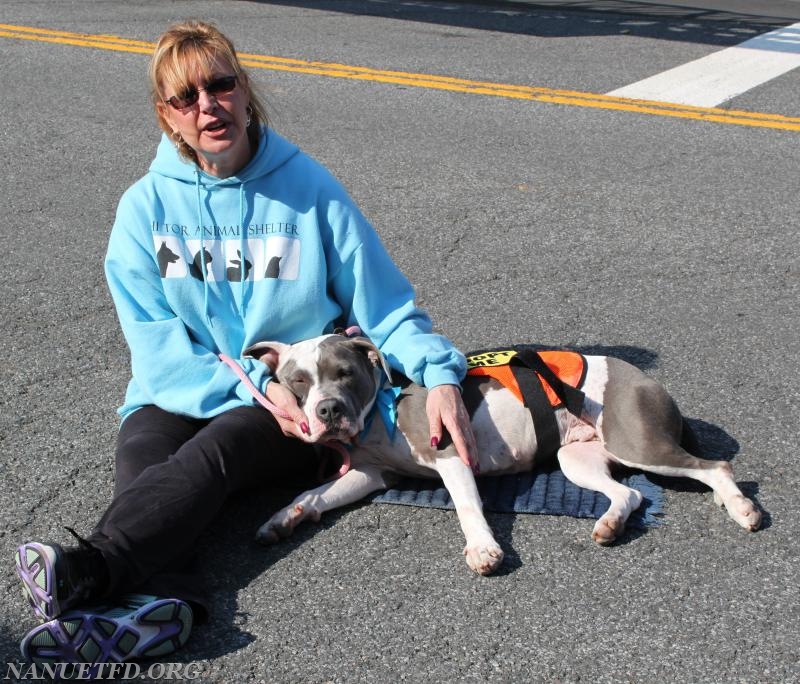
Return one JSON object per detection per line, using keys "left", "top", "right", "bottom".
{"left": 105, "top": 127, "right": 465, "bottom": 420}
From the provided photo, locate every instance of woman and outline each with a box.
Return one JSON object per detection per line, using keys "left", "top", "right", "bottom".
{"left": 15, "top": 21, "right": 476, "bottom": 669}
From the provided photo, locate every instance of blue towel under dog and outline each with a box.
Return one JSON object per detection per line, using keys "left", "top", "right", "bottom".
{"left": 369, "top": 469, "right": 664, "bottom": 528}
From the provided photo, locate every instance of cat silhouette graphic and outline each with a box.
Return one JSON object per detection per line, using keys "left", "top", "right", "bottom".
{"left": 189, "top": 248, "right": 213, "bottom": 281}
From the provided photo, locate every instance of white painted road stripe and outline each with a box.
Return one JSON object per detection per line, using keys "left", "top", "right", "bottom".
{"left": 607, "top": 22, "right": 800, "bottom": 107}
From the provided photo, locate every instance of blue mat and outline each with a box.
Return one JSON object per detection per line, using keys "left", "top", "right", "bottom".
{"left": 368, "top": 470, "right": 664, "bottom": 528}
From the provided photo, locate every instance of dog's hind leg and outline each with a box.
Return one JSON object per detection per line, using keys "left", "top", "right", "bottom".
{"left": 610, "top": 448, "right": 761, "bottom": 532}
{"left": 557, "top": 442, "right": 644, "bottom": 545}
{"left": 601, "top": 358, "right": 761, "bottom": 531}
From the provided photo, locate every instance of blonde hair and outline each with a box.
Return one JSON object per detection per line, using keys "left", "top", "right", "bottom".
{"left": 149, "top": 21, "right": 269, "bottom": 164}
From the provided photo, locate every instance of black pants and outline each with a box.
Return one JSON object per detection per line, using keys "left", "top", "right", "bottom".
{"left": 86, "top": 405, "right": 323, "bottom": 621}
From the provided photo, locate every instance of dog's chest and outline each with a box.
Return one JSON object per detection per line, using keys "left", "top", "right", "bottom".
{"left": 351, "top": 416, "right": 434, "bottom": 477}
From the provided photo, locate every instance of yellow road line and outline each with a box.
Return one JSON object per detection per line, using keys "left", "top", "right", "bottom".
{"left": 2, "top": 22, "right": 799, "bottom": 132}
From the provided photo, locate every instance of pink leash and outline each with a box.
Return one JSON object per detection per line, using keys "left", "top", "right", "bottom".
{"left": 219, "top": 352, "right": 291, "bottom": 419}
{"left": 218, "top": 352, "right": 351, "bottom": 480}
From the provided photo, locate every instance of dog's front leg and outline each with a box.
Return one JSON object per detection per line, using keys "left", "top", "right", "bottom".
{"left": 433, "top": 456, "right": 504, "bottom": 575}
{"left": 256, "top": 466, "right": 391, "bottom": 544}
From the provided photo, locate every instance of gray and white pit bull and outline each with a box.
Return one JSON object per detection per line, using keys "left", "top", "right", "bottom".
{"left": 246, "top": 334, "right": 761, "bottom": 575}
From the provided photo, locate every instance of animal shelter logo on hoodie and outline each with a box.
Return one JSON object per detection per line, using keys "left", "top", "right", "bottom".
{"left": 152, "top": 224, "right": 301, "bottom": 282}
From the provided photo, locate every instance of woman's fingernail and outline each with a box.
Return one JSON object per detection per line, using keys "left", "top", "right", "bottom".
{"left": 431, "top": 436, "right": 439, "bottom": 448}
{"left": 301, "top": 422, "right": 310, "bottom": 435}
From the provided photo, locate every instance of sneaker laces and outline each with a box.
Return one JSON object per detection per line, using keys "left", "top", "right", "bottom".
{"left": 60, "top": 526, "right": 109, "bottom": 608}
{"left": 64, "top": 526, "right": 94, "bottom": 550}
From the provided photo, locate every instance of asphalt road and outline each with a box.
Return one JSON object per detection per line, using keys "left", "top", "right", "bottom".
{"left": 1, "top": 1, "right": 798, "bottom": 682}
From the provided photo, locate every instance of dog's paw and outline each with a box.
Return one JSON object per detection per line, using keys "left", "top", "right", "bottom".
{"left": 591, "top": 514, "right": 625, "bottom": 545}
{"left": 591, "top": 487, "right": 642, "bottom": 545}
{"left": 718, "top": 493, "right": 762, "bottom": 531}
{"left": 255, "top": 502, "right": 321, "bottom": 545}
{"left": 463, "top": 542, "right": 504, "bottom": 575}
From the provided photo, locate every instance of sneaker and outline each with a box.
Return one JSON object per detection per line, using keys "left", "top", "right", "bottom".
{"left": 15, "top": 540, "right": 106, "bottom": 622}
{"left": 20, "top": 594, "right": 192, "bottom": 675}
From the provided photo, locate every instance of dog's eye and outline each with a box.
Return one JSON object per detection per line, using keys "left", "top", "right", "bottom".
{"left": 337, "top": 368, "right": 353, "bottom": 379}
{"left": 290, "top": 373, "right": 310, "bottom": 387}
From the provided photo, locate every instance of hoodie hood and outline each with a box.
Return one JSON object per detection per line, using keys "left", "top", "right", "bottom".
{"left": 149, "top": 125, "right": 300, "bottom": 185}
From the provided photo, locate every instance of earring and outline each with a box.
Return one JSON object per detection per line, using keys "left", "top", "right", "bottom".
{"left": 245, "top": 105, "right": 253, "bottom": 128}
{"left": 171, "top": 130, "right": 184, "bottom": 144}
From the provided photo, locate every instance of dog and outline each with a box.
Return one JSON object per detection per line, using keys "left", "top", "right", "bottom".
{"left": 245, "top": 334, "right": 761, "bottom": 575}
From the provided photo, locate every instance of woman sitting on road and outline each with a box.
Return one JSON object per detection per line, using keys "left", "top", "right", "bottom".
{"left": 15, "top": 20, "right": 476, "bottom": 670}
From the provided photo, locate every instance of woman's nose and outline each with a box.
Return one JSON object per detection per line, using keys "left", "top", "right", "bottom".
{"left": 197, "top": 89, "right": 218, "bottom": 111}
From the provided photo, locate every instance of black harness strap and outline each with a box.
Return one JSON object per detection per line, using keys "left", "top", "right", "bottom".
{"left": 508, "top": 349, "right": 587, "bottom": 459}
{"left": 507, "top": 359, "right": 562, "bottom": 459}
{"left": 511, "top": 349, "right": 586, "bottom": 417}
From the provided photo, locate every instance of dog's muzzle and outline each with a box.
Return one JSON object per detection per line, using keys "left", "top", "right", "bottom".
{"left": 316, "top": 398, "right": 345, "bottom": 428}
{"left": 311, "top": 396, "right": 360, "bottom": 440}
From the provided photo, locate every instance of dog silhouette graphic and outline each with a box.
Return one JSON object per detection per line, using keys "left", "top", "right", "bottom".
{"left": 157, "top": 241, "right": 180, "bottom": 277}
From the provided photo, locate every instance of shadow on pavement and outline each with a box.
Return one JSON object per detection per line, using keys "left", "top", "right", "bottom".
{"left": 240, "top": 0, "right": 793, "bottom": 47}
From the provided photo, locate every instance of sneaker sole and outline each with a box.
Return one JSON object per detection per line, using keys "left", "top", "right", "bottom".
{"left": 15, "top": 542, "right": 63, "bottom": 621}
{"left": 20, "top": 597, "right": 193, "bottom": 673}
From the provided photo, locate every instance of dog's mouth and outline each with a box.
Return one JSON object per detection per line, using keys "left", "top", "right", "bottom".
{"left": 328, "top": 430, "right": 358, "bottom": 445}
{"left": 305, "top": 408, "right": 361, "bottom": 444}
{"left": 312, "top": 423, "right": 359, "bottom": 444}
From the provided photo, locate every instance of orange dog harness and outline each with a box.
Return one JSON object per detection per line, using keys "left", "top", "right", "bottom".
{"left": 465, "top": 348, "right": 588, "bottom": 458}
{"left": 467, "top": 350, "right": 587, "bottom": 408}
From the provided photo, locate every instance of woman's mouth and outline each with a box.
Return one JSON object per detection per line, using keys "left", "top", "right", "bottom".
{"left": 203, "top": 121, "right": 228, "bottom": 134}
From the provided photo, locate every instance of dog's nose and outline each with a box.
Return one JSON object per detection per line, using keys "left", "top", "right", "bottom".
{"left": 316, "top": 398, "right": 344, "bottom": 427}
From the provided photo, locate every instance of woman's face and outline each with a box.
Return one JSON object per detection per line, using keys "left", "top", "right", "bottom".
{"left": 159, "top": 58, "right": 252, "bottom": 177}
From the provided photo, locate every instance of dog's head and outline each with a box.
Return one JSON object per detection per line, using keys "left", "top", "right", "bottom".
{"left": 245, "top": 334, "right": 391, "bottom": 442}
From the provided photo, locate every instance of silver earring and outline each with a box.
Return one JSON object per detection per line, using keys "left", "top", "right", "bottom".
{"left": 245, "top": 105, "right": 253, "bottom": 127}
{"left": 171, "top": 130, "right": 183, "bottom": 144}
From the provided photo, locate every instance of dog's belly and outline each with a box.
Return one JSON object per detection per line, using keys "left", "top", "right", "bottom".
{"left": 466, "top": 358, "right": 610, "bottom": 474}
{"left": 470, "top": 386, "right": 538, "bottom": 474}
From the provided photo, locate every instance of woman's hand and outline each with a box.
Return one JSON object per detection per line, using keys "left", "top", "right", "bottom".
{"left": 265, "top": 380, "right": 311, "bottom": 440}
{"left": 426, "top": 384, "right": 480, "bottom": 473}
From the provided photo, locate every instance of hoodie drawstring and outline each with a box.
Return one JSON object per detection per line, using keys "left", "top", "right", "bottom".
{"left": 194, "top": 171, "right": 250, "bottom": 325}
{"left": 239, "top": 182, "right": 247, "bottom": 316}
{"left": 194, "top": 171, "right": 213, "bottom": 327}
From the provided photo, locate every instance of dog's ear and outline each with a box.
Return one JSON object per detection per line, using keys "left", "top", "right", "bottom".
{"left": 349, "top": 337, "right": 393, "bottom": 380}
{"left": 244, "top": 341, "right": 289, "bottom": 374}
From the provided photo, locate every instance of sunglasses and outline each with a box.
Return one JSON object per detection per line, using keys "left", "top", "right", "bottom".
{"left": 164, "top": 75, "right": 238, "bottom": 110}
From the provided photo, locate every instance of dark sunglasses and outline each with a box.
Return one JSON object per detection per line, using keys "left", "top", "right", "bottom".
{"left": 164, "top": 75, "right": 238, "bottom": 110}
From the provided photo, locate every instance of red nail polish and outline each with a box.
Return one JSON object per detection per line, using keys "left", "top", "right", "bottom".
{"left": 431, "top": 436, "right": 439, "bottom": 448}
{"left": 301, "top": 422, "right": 310, "bottom": 435}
